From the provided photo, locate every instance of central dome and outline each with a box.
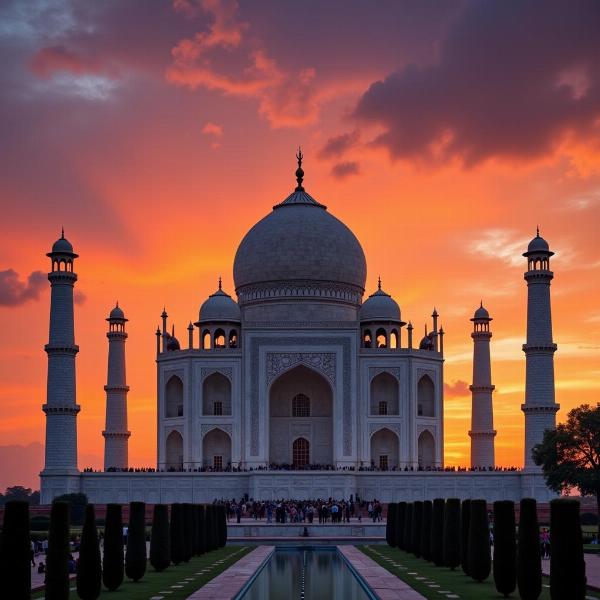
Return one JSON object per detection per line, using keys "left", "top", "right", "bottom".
{"left": 233, "top": 158, "right": 366, "bottom": 320}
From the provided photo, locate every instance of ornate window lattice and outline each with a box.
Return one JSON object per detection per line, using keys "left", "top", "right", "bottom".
{"left": 378, "top": 401, "right": 388, "bottom": 416}
{"left": 213, "top": 455, "right": 223, "bottom": 470}
{"left": 213, "top": 401, "right": 223, "bottom": 416}
{"left": 292, "top": 393, "right": 310, "bottom": 417}
{"left": 379, "top": 454, "right": 388, "bottom": 470}
{"left": 293, "top": 437, "right": 309, "bottom": 466}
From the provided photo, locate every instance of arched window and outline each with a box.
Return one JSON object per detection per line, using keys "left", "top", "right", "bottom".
{"left": 370, "top": 372, "right": 399, "bottom": 415}
{"left": 203, "top": 372, "right": 231, "bottom": 415}
{"left": 418, "top": 430, "right": 435, "bottom": 468}
{"left": 390, "top": 329, "right": 398, "bottom": 349}
{"left": 165, "top": 375, "right": 183, "bottom": 418}
{"left": 293, "top": 437, "right": 309, "bottom": 467}
{"left": 228, "top": 330, "right": 238, "bottom": 348}
{"left": 417, "top": 375, "right": 435, "bottom": 417}
{"left": 378, "top": 401, "right": 388, "bottom": 415}
{"left": 166, "top": 430, "right": 183, "bottom": 470}
{"left": 376, "top": 328, "right": 387, "bottom": 348}
{"left": 214, "top": 328, "right": 226, "bottom": 348}
{"left": 292, "top": 393, "right": 310, "bottom": 417}
{"left": 363, "top": 329, "right": 372, "bottom": 348}
{"left": 202, "top": 330, "right": 211, "bottom": 350}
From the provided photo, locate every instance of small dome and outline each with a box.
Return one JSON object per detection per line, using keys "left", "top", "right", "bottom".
{"left": 360, "top": 283, "right": 400, "bottom": 322}
{"left": 527, "top": 235, "right": 549, "bottom": 253}
{"left": 199, "top": 283, "right": 241, "bottom": 324}
{"left": 166, "top": 333, "right": 180, "bottom": 351}
{"left": 419, "top": 334, "right": 434, "bottom": 350}
{"left": 473, "top": 303, "right": 490, "bottom": 320}
{"left": 109, "top": 303, "right": 125, "bottom": 320}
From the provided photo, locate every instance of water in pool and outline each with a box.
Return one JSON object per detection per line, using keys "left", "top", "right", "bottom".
{"left": 238, "top": 547, "right": 373, "bottom": 600}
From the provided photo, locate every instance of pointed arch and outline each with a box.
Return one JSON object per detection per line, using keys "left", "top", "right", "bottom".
{"left": 165, "top": 430, "right": 183, "bottom": 470}
{"left": 417, "top": 374, "right": 435, "bottom": 417}
{"left": 165, "top": 374, "right": 184, "bottom": 418}
{"left": 370, "top": 427, "right": 399, "bottom": 469}
{"left": 370, "top": 371, "right": 399, "bottom": 415}
{"left": 202, "top": 427, "right": 231, "bottom": 470}
{"left": 418, "top": 429, "right": 435, "bottom": 468}
{"left": 202, "top": 372, "right": 231, "bottom": 415}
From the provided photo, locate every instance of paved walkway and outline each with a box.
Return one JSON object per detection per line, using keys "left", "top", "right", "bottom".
{"left": 186, "top": 545, "right": 274, "bottom": 600}
{"left": 338, "top": 546, "right": 425, "bottom": 600}
{"left": 542, "top": 555, "right": 600, "bottom": 590}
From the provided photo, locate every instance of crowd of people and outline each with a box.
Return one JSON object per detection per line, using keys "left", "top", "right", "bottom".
{"left": 83, "top": 464, "right": 523, "bottom": 473}
{"left": 223, "top": 497, "right": 384, "bottom": 524}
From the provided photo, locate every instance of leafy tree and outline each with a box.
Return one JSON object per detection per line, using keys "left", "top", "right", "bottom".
{"left": 421, "top": 500, "right": 433, "bottom": 561}
{"left": 76, "top": 504, "right": 102, "bottom": 600}
{"left": 54, "top": 493, "right": 88, "bottom": 525}
{"left": 396, "top": 502, "right": 406, "bottom": 551}
{"left": 443, "top": 498, "right": 461, "bottom": 570}
{"left": 170, "top": 503, "right": 184, "bottom": 565}
{"left": 0, "top": 500, "right": 31, "bottom": 599}
{"left": 460, "top": 499, "right": 471, "bottom": 577}
{"left": 550, "top": 499, "right": 587, "bottom": 600}
{"left": 431, "top": 498, "right": 445, "bottom": 567}
{"left": 192, "top": 503, "right": 199, "bottom": 555}
{"left": 517, "top": 498, "right": 542, "bottom": 600}
{"left": 468, "top": 499, "right": 491, "bottom": 582}
{"left": 493, "top": 500, "right": 516, "bottom": 597}
{"left": 386, "top": 502, "right": 397, "bottom": 546}
{"left": 533, "top": 402, "right": 600, "bottom": 538}
{"left": 0, "top": 486, "right": 39, "bottom": 505}
{"left": 150, "top": 504, "right": 170, "bottom": 571}
{"left": 125, "top": 501, "right": 147, "bottom": 582}
{"left": 102, "top": 504, "right": 124, "bottom": 591}
{"left": 46, "top": 501, "right": 70, "bottom": 600}
{"left": 412, "top": 501, "right": 423, "bottom": 557}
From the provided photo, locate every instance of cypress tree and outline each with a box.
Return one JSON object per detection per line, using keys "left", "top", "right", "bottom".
{"left": 197, "top": 504, "right": 206, "bottom": 555}
{"left": 102, "top": 503, "right": 124, "bottom": 591}
{"left": 550, "top": 499, "right": 586, "bottom": 600}
{"left": 208, "top": 505, "right": 217, "bottom": 551}
{"left": 460, "top": 499, "right": 471, "bottom": 577}
{"left": 517, "top": 498, "right": 542, "bottom": 600}
{"left": 431, "top": 498, "right": 445, "bottom": 567}
{"left": 493, "top": 500, "right": 516, "bottom": 598}
{"left": 150, "top": 504, "right": 170, "bottom": 572}
{"left": 396, "top": 502, "right": 406, "bottom": 551}
{"left": 76, "top": 504, "right": 102, "bottom": 600}
{"left": 443, "top": 498, "right": 461, "bottom": 570}
{"left": 421, "top": 500, "right": 433, "bottom": 561}
{"left": 0, "top": 500, "right": 31, "bottom": 600}
{"left": 468, "top": 499, "right": 491, "bottom": 582}
{"left": 218, "top": 505, "right": 227, "bottom": 548}
{"left": 182, "top": 504, "right": 193, "bottom": 562}
{"left": 404, "top": 503, "right": 413, "bottom": 553}
{"left": 386, "top": 502, "right": 397, "bottom": 546}
{"left": 412, "top": 501, "right": 423, "bottom": 557}
{"left": 192, "top": 503, "right": 199, "bottom": 556}
{"left": 170, "top": 504, "right": 184, "bottom": 565}
{"left": 46, "top": 501, "right": 71, "bottom": 600}
{"left": 125, "top": 501, "right": 147, "bottom": 582}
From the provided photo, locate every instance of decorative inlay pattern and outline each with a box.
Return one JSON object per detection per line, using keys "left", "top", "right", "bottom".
{"left": 417, "top": 424, "right": 436, "bottom": 437}
{"left": 368, "top": 367, "right": 401, "bottom": 382}
{"left": 201, "top": 423, "right": 233, "bottom": 437}
{"left": 238, "top": 281, "right": 363, "bottom": 306}
{"left": 266, "top": 352, "right": 336, "bottom": 386}
{"left": 416, "top": 367, "right": 436, "bottom": 382}
{"left": 201, "top": 367, "right": 233, "bottom": 381}
{"left": 250, "top": 336, "right": 352, "bottom": 456}
{"left": 369, "top": 422, "right": 402, "bottom": 438}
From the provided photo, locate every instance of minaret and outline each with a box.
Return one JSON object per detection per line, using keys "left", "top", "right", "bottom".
{"left": 469, "top": 302, "right": 496, "bottom": 468}
{"left": 522, "top": 229, "right": 559, "bottom": 468}
{"left": 42, "top": 230, "right": 80, "bottom": 474}
{"left": 102, "top": 303, "right": 131, "bottom": 470}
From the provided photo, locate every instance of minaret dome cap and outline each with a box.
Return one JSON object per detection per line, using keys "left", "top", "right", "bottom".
{"left": 47, "top": 229, "right": 78, "bottom": 258}
{"left": 471, "top": 302, "right": 491, "bottom": 321}
{"left": 523, "top": 228, "right": 554, "bottom": 257}
{"left": 108, "top": 303, "right": 127, "bottom": 321}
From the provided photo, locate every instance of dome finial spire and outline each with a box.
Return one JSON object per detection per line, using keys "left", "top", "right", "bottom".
{"left": 377, "top": 275, "right": 381, "bottom": 290}
{"left": 536, "top": 225, "right": 540, "bottom": 237}
{"left": 295, "top": 147, "right": 305, "bottom": 192}
{"left": 61, "top": 226, "right": 65, "bottom": 239}
{"left": 218, "top": 276, "right": 222, "bottom": 291}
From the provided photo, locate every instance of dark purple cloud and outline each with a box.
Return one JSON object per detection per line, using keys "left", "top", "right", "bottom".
{"left": 318, "top": 130, "right": 360, "bottom": 160}
{"left": 331, "top": 161, "right": 360, "bottom": 180}
{"left": 0, "top": 270, "right": 46, "bottom": 306}
{"left": 444, "top": 380, "right": 470, "bottom": 397}
{"left": 354, "top": 0, "right": 600, "bottom": 165}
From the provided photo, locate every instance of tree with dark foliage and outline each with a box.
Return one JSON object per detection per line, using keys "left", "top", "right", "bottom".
{"left": 421, "top": 500, "right": 433, "bottom": 561}
{"left": 443, "top": 498, "right": 461, "bottom": 570}
{"left": 125, "top": 501, "right": 147, "bottom": 582}
{"left": 150, "top": 504, "right": 170, "bottom": 572}
{"left": 517, "top": 498, "right": 542, "bottom": 600}
{"left": 396, "top": 502, "right": 406, "bottom": 551}
{"left": 0, "top": 500, "right": 30, "bottom": 599}
{"left": 412, "top": 501, "right": 423, "bottom": 557}
{"left": 170, "top": 503, "right": 184, "bottom": 565}
{"left": 431, "top": 498, "right": 445, "bottom": 567}
{"left": 460, "top": 499, "right": 471, "bottom": 577}
{"left": 533, "top": 403, "right": 600, "bottom": 539}
{"left": 103, "top": 504, "right": 124, "bottom": 591}
{"left": 492, "top": 500, "right": 516, "bottom": 597}
{"left": 386, "top": 502, "right": 397, "bottom": 546}
{"left": 468, "top": 499, "right": 490, "bottom": 583}
{"left": 46, "top": 501, "right": 70, "bottom": 600}
{"left": 76, "top": 504, "right": 102, "bottom": 600}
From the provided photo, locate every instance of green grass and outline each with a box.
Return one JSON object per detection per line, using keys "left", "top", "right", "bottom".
{"left": 33, "top": 546, "right": 252, "bottom": 600}
{"left": 358, "top": 545, "right": 600, "bottom": 600}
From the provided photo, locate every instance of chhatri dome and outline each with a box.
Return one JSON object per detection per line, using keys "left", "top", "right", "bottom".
{"left": 199, "top": 279, "right": 241, "bottom": 323}
{"left": 233, "top": 150, "right": 367, "bottom": 320}
{"left": 359, "top": 278, "right": 402, "bottom": 322}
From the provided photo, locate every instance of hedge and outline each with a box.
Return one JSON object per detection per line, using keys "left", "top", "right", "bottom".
{"left": 45, "top": 501, "right": 70, "bottom": 600}
{"left": 76, "top": 504, "right": 102, "bottom": 600}
{"left": 102, "top": 503, "right": 124, "bottom": 591}
{"left": 412, "top": 501, "right": 423, "bottom": 558}
{"left": 460, "top": 499, "right": 471, "bottom": 577}
{"left": 517, "top": 498, "right": 541, "bottom": 600}
{"left": 468, "top": 499, "right": 491, "bottom": 583}
{"left": 396, "top": 502, "right": 406, "bottom": 551}
{"left": 493, "top": 500, "right": 516, "bottom": 597}
{"left": 386, "top": 502, "right": 397, "bottom": 547}
{"left": 0, "top": 500, "right": 31, "bottom": 599}
{"left": 421, "top": 500, "right": 433, "bottom": 561}
{"left": 125, "top": 501, "right": 147, "bottom": 582}
{"left": 150, "top": 504, "right": 170, "bottom": 572}
{"left": 443, "top": 498, "right": 461, "bottom": 570}
{"left": 431, "top": 498, "right": 445, "bottom": 567}
{"left": 170, "top": 503, "right": 184, "bottom": 565}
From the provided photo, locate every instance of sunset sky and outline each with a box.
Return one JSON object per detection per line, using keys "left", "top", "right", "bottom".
{"left": 1, "top": 0, "right": 599, "bottom": 490}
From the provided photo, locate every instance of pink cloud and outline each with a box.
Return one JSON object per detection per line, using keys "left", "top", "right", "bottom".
{"left": 202, "top": 122, "right": 223, "bottom": 136}
{"left": 30, "top": 46, "right": 102, "bottom": 79}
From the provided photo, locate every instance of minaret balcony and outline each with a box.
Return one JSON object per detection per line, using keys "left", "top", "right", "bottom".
{"left": 42, "top": 403, "right": 80, "bottom": 415}
{"left": 522, "top": 343, "right": 557, "bottom": 353}
{"left": 469, "top": 384, "right": 495, "bottom": 392}
{"left": 44, "top": 344, "right": 79, "bottom": 355}
{"left": 521, "top": 404, "right": 560, "bottom": 414}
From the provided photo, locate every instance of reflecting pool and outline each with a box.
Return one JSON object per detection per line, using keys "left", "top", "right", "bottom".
{"left": 237, "top": 547, "right": 374, "bottom": 600}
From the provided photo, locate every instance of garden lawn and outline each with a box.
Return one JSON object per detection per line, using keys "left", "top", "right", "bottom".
{"left": 33, "top": 545, "right": 252, "bottom": 600}
{"left": 358, "top": 545, "right": 600, "bottom": 600}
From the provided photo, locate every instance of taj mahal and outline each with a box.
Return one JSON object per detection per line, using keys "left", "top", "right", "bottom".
{"left": 40, "top": 154, "right": 559, "bottom": 504}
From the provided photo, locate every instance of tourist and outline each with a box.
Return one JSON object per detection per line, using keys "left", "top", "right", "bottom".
{"left": 37, "top": 562, "right": 45, "bottom": 574}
